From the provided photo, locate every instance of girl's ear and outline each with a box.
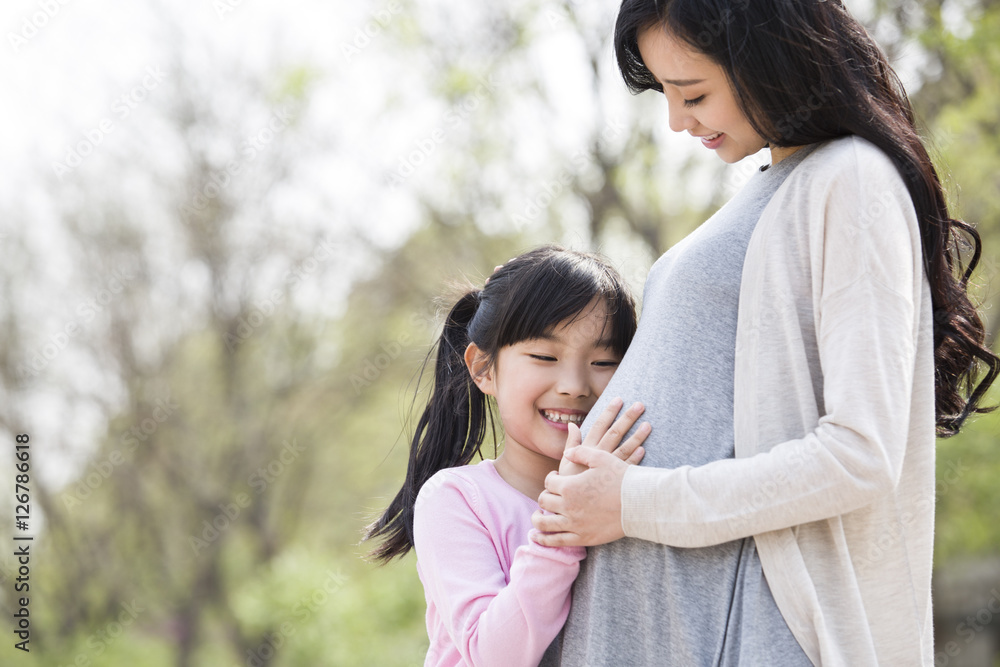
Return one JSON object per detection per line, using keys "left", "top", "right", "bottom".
{"left": 464, "top": 343, "right": 496, "bottom": 396}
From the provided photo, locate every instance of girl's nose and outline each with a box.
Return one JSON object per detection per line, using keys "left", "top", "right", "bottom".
{"left": 556, "top": 367, "right": 592, "bottom": 398}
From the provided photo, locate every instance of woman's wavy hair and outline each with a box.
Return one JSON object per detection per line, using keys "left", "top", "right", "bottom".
{"left": 363, "top": 245, "right": 637, "bottom": 562}
{"left": 614, "top": 0, "right": 998, "bottom": 436}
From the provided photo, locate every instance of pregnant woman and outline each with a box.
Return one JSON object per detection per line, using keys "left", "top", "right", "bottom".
{"left": 531, "top": 0, "right": 998, "bottom": 664}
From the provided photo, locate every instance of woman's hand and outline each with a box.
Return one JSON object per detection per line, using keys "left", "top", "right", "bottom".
{"left": 532, "top": 446, "right": 631, "bottom": 547}
{"left": 559, "top": 398, "right": 649, "bottom": 476}
{"left": 533, "top": 398, "right": 650, "bottom": 547}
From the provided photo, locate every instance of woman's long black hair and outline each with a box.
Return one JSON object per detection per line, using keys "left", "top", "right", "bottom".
{"left": 614, "top": 0, "right": 998, "bottom": 436}
{"left": 364, "top": 245, "right": 637, "bottom": 562}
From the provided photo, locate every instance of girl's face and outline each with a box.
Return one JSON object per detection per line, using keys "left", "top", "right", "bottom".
{"left": 638, "top": 26, "right": 787, "bottom": 164}
{"left": 468, "top": 298, "right": 622, "bottom": 464}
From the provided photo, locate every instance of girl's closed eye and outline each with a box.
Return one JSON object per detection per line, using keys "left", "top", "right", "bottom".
{"left": 529, "top": 353, "right": 557, "bottom": 361}
{"left": 683, "top": 95, "right": 705, "bottom": 108}
{"left": 593, "top": 360, "right": 621, "bottom": 367}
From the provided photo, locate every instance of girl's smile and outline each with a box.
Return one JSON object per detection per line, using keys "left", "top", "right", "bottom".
{"left": 540, "top": 408, "right": 588, "bottom": 430}
{"left": 465, "top": 297, "right": 621, "bottom": 496}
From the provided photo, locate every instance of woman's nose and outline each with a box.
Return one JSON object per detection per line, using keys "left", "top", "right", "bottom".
{"left": 667, "top": 102, "right": 695, "bottom": 133}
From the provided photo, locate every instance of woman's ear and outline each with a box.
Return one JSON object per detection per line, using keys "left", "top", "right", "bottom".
{"left": 464, "top": 343, "right": 496, "bottom": 396}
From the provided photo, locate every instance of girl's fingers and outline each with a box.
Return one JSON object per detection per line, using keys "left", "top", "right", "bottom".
{"left": 564, "top": 422, "right": 583, "bottom": 452}
{"left": 559, "top": 423, "right": 589, "bottom": 475}
{"left": 582, "top": 398, "right": 624, "bottom": 447}
{"left": 595, "top": 402, "right": 645, "bottom": 453}
{"left": 625, "top": 445, "right": 645, "bottom": 465}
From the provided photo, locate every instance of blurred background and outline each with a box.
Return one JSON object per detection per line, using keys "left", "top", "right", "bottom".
{"left": 0, "top": 0, "right": 997, "bottom": 665}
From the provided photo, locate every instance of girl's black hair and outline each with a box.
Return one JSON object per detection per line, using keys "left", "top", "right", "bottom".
{"left": 614, "top": 0, "right": 998, "bottom": 436}
{"left": 364, "top": 245, "right": 637, "bottom": 562}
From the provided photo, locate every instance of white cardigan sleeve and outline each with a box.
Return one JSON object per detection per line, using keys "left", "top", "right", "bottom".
{"left": 621, "top": 141, "right": 925, "bottom": 548}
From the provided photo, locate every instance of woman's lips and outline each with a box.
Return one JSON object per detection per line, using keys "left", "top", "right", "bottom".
{"left": 701, "top": 132, "right": 724, "bottom": 149}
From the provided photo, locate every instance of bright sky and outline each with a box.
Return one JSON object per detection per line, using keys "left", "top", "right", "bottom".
{"left": 0, "top": 0, "right": 392, "bottom": 490}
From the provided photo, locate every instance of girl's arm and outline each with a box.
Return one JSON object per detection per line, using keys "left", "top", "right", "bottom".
{"left": 534, "top": 140, "right": 927, "bottom": 548}
{"left": 414, "top": 472, "right": 585, "bottom": 666}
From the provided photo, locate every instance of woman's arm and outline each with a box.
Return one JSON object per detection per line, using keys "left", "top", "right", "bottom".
{"left": 533, "top": 140, "right": 925, "bottom": 548}
{"left": 414, "top": 473, "right": 585, "bottom": 666}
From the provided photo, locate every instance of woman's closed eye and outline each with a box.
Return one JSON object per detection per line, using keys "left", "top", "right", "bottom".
{"left": 683, "top": 95, "right": 705, "bottom": 108}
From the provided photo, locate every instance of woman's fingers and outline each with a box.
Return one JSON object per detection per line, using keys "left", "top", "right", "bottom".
{"left": 536, "top": 488, "right": 561, "bottom": 514}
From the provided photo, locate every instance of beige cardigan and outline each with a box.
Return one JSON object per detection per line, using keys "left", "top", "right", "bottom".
{"left": 622, "top": 136, "right": 936, "bottom": 666}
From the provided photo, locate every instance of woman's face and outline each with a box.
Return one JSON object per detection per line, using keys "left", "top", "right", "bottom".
{"left": 637, "top": 26, "right": 782, "bottom": 164}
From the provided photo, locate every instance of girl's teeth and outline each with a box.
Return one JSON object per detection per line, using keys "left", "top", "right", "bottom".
{"left": 544, "top": 411, "right": 585, "bottom": 425}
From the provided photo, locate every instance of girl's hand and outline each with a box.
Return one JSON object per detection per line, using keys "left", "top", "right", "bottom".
{"left": 559, "top": 398, "right": 650, "bottom": 476}
{"left": 533, "top": 446, "right": 630, "bottom": 547}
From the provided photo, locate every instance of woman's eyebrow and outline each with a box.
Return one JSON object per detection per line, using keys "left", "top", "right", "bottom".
{"left": 662, "top": 78, "right": 704, "bottom": 86}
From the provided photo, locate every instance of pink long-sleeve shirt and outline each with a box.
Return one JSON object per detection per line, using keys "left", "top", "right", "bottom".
{"left": 412, "top": 459, "right": 586, "bottom": 667}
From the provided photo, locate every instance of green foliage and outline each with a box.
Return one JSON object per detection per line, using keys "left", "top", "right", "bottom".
{"left": 910, "top": 0, "right": 1000, "bottom": 570}
{"left": 223, "top": 546, "right": 425, "bottom": 666}
{"left": 321, "top": 559, "right": 428, "bottom": 666}
{"left": 934, "top": 384, "right": 1000, "bottom": 564}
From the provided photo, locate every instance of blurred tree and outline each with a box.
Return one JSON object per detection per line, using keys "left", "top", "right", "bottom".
{"left": 0, "top": 11, "right": 363, "bottom": 667}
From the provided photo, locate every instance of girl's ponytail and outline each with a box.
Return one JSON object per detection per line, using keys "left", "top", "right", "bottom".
{"left": 364, "top": 289, "right": 495, "bottom": 563}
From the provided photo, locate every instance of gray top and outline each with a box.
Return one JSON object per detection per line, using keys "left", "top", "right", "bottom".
{"left": 558, "top": 148, "right": 818, "bottom": 666}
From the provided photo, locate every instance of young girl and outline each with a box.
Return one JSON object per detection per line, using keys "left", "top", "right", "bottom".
{"left": 365, "top": 245, "right": 651, "bottom": 666}
{"left": 531, "top": 1, "right": 999, "bottom": 665}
